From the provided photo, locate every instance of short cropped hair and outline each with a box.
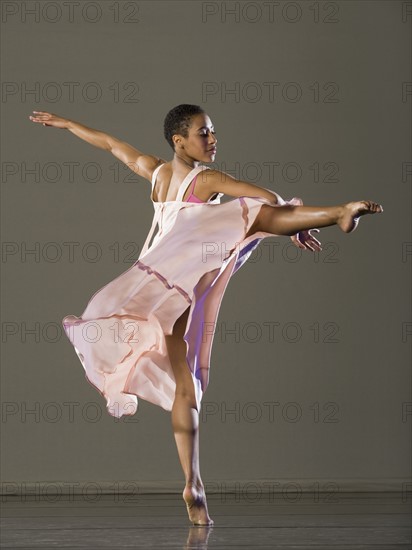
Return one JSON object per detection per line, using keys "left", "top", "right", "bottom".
{"left": 163, "top": 104, "right": 205, "bottom": 151}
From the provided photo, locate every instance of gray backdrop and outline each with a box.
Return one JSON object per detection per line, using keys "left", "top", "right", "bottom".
{"left": 1, "top": 0, "right": 410, "bottom": 500}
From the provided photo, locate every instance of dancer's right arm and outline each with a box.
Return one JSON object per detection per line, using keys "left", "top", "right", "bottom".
{"left": 29, "top": 111, "right": 164, "bottom": 180}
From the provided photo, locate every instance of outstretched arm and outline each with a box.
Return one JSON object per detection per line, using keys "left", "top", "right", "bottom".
{"left": 205, "top": 169, "right": 284, "bottom": 205}
{"left": 205, "top": 169, "right": 322, "bottom": 251}
{"left": 29, "top": 111, "right": 164, "bottom": 181}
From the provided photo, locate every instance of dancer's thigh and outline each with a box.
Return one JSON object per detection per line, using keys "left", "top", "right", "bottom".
{"left": 245, "top": 204, "right": 295, "bottom": 238}
{"left": 165, "top": 306, "right": 196, "bottom": 404}
{"left": 244, "top": 204, "right": 273, "bottom": 238}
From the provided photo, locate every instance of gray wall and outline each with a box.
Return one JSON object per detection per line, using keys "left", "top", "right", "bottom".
{"left": 1, "top": 0, "right": 410, "bottom": 498}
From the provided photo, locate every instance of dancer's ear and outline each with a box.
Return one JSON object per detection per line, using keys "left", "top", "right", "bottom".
{"left": 173, "top": 136, "right": 182, "bottom": 149}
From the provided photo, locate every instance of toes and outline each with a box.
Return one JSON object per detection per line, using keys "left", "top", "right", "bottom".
{"left": 365, "top": 201, "right": 383, "bottom": 213}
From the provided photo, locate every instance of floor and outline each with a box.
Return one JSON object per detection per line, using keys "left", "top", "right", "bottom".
{"left": 1, "top": 492, "right": 411, "bottom": 549}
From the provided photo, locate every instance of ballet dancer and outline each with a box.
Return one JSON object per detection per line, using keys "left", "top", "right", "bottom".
{"left": 29, "top": 105, "right": 383, "bottom": 526}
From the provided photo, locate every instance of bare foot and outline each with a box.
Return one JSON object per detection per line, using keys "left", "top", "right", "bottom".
{"left": 338, "top": 201, "right": 383, "bottom": 233}
{"left": 183, "top": 483, "right": 214, "bottom": 526}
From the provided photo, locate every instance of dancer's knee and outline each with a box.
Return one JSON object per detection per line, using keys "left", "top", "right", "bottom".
{"left": 167, "top": 304, "right": 198, "bottom": 409}
{"left": 174, "top": 385, "right": 198, "bottom": 410}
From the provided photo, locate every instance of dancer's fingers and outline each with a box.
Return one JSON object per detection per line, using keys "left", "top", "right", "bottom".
{"left": 306, "top": 242, "right": 321, "bottom": 252}
{"left": 304, "top": 237, "right": 320, "bottom": 252}
{"left": 291, "top": 235, "right": 305, "bottom": 249}
{"left": 307, "top": 234, "right": 321, "bottom": 247}
{"left": 311, "top": 237, "right": 322, "bottom": 250}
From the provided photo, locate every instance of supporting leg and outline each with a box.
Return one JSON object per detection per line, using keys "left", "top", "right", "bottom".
{"left": 165, "top": 306, "right": 213, "bottom": 526}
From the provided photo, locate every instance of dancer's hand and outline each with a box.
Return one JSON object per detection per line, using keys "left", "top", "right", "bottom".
{"left": 290, "top": 229, "right": 322, "bottom": 252}
{"left": 29, "top": 111, "right": 70, "bottom": 129}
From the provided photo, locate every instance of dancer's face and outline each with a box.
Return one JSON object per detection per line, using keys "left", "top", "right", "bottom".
{"left": 173, "top": 113, "right": 217, "bottom": 162}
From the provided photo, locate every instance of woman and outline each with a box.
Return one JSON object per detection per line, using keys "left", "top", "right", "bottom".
{"left": 29, "top": 104, "right": 383, "bottom": 526}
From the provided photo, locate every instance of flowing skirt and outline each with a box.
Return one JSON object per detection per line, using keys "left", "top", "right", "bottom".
{"left": 62, "top": 195, "right": 302, "bottom": 417}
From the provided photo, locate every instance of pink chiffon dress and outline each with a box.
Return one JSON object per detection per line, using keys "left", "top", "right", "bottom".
{"left": 62, "top": 163, "right": 302, "bottom": 418}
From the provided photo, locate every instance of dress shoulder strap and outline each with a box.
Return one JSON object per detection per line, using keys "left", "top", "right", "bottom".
{"left": 176, "top": 165, "right": 210, "bottom": 202}
{"left": 139, "top": 162, "right": 165, "bottom": 258}
{"left": 151, "top": 162, "right": 165, "bottom": 189}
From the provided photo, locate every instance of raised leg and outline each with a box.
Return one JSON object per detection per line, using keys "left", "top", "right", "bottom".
{"left": 249, "top": 200, "right": 383, "bottom": 236}
{"left": 165, "top": 306, "right": 213, "bottom": 526}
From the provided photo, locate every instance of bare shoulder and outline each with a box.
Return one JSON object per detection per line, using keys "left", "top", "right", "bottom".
{"left": 135, "top": 155, "right": 168, "bottom": 182}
